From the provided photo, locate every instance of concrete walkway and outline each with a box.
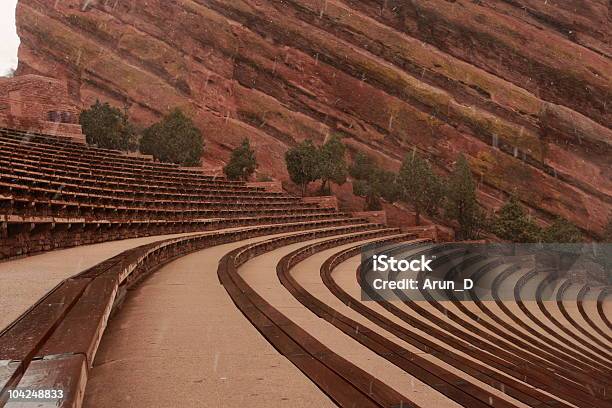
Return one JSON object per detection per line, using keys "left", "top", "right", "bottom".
{"left": 0, "top": 231, "right": 210, "bottom": 331}
{"left": 83, "top": 233, "right": 335, "bottom": 408}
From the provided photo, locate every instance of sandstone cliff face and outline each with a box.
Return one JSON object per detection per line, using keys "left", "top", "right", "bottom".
{"left": 14, "top": 0, "right": 611, "bottom": 236}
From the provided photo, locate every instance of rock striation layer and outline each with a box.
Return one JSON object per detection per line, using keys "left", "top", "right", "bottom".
{"left": 14, "top": 0, "right": 611, "bottom": 236}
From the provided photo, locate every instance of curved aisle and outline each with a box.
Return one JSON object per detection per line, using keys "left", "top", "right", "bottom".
{"left": 0, "top": 230, "right": 208, "bottom": 331}
{"left": 83, "top": 232, "right": 337, "bottom": 408}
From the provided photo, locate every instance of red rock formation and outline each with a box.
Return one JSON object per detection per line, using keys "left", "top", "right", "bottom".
{"left": 14, "top": 0, "right": 611, "bottom": 236}
{"left": 0, "top": 74, "right": 84, "bottom": 140}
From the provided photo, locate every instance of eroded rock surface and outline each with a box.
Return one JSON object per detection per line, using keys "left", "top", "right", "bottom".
{"left": 15, "top": 0, "right": 611, "bottom": 235}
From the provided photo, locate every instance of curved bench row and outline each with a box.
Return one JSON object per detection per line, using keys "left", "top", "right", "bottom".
{"left": 0, "top": 179, "right": 323, "bottom": 216}
{"left": 431, "top": 248, "right": 611, "bottom": 396}
{"left": 0, "top": 218, "right": 380, "bottom": 407}
{"left": 0, "top": 130, "right": 235, "bottom": 184}
{"left": 523, "top": 271, "right": 612, "bottom": 361}
{"left": 316, "top": 241, "right": 574, "bottom": 408}
{"left": 384, "top": 248, "right": 599, "bottom": 388}
{"left": 435, "top": 254, "right": 612, "bottom": 378}
{"left": 574, "top": 285, "right": 612, "bottom": 344}
{"left": 278, "top": 237, "right": 530, "bottom": 408}
{"left": 0, "top": 159, "right": 287, "bottom": 198}
{"left": 0, "top": 212, "right": 356, "bottom": 260}
{"left": 356, "top": 244, "right": 611, "bottom": 407}
{"left": 484, "top": 263, "right": 611, "bottom": 375}
{"left": 217, "top": 226, "right": 421, "bottom": 408}
{"left": 409, "top": 248, "right": 612, "bottom": 377}
{"left": 3, "top": 216, "right": 607, "bottom": 407}
{"left": 472, "top": 266, "right": 610, "bottom": 382}
{"left": 1, "top": 129, "right": 348, "bottom": 261}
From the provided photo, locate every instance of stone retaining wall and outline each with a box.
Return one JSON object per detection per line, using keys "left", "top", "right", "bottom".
{"left": 302, "top": 196, "right": 339, "bottom": 210}
{"left": 351, "top": 211, "right": 386, "bottom": 225}
{"left": 0, "top": 75, "right": 84, "bottom": 141}
{"left": 246, "top": 181, "right": 284, "bottom": 193}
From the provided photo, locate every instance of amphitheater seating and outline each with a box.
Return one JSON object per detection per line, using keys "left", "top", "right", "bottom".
{"left": 0, "top": 128, "right": 609, "bottom": 408}
{"left": 376, "top": 244, "right": 610, "bottom": 405}
{"left": 0, "top": 128, "right": 352, "bottom": 259}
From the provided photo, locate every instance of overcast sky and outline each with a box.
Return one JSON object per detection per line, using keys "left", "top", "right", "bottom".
{"left": 0, "top": 0, "right": 20, "bottom": 76}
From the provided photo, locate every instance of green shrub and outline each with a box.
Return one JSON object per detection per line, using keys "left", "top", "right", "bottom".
{"left": 445, "top": 155, "right": 482, "bottom": 240}
{"left": 398, "top": 151, "right": 445, "bottom": 225}
{"left": 541, "top": 217, "right": 582, "bottom": 243}
{"left": 349, "top": 152, "right": 400, "bottom": 211}
{"left": 140, "top": 108, "right": 203, "bottom": 166}
{"left": 79, "top": 100, "right": 137, "bottom": 151}
{"left": 492, "top": 195, "right": 541, "bottom": 243}
{"left": 285, "top": 139, "right": 320, "bottom": 196}
{"left": 224, "top": 138, "right": 257, "bottom": 181}
{"left": 317, "top": 135, "right": 347, "bottom": 193}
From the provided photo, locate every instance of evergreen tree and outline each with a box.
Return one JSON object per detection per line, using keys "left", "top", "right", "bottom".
{"left": 140, "top": 108, "right": 203, "bottom": 166}
{"left": 492, "top": 195, "right": 541, "bottom": 243}
{"left": 79, "top": 100, "right": 137, "bottom": 151}
{"left": 445, "top": 155, "right": 481, "bottom": 240}
{"left": 541, "top": 217, "right": 582, "bottom": 243}
{"left": 317, "top": 135, "right": 347, "bottom": 194}
{"left": 398, "top": 151, "right": 445, "bottom": 225}
{"left": 376, "top": 169, "right": 402, "bottom": 204}
{"left": 350, "top": 153, "right": 380, "bottom": 210}
{"left": 223, "top": 138, "right": 257, "bottom": 181}
{"left": 349, "top": 152, "right": 375, "bottom": 181}
{"left": 285, "top": 139, "right": 320, "bottom": 196}
{"left": 350, "top": 153, "right": 399, "bottom": 210}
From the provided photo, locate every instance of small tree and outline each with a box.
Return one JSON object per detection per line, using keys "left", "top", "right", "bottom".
{"left": 445, "top": 155, "right": 481, "bottom": 240}
{"left": 398, "top": 151, "right": 445, "bottom": 225}
{"left": 140, "top": 108, "right": 203, "bottom": 166}
{"left": 351, "top": 153, "right": 381, "bottom": 210}
{"left": 541, "top": 217, "right": 582, "bottom": 243}
{"left": 80, "top": 100, "right": 137, "bottom": 151}
{"left": 350, "top": 153, "right": 400, "bottom": 210}
{"left": 376, "top": 169, "right": 402, "bottom": 204}
{"left": 285, "top": 139, "right": 320, "bottom": 196}
{"left": 223, "top": 138, "right": 257, "bottom": 181}
{"left": 353, "top": 179, "right": 381, "bottom": 210}
{"left": 317, "top": 135, "right": 347, "bottom": 194}
{"left": 349, "top": 152, "right": 375, "bottom": 181}
{"left": 492, "top": 195, "right": 541, "bottom": 243}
